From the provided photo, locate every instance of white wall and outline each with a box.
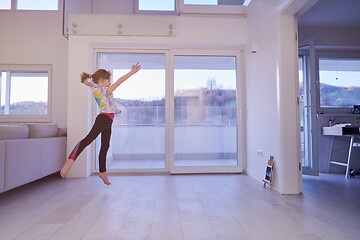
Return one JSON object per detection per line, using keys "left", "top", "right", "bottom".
{"left": 299, "top": 26, "right": 360, "bottom": 47}
{"left": 0, "top": 6, "right": 68, "bottom": 127}
{"left": 245, "top": 0, "right": 301, "bottom": 193}
{"left": 277, "top": 14, "right": 302, "bottom": 194}
{"left": 245, "top": 1, "right": 280, "bottom": 189}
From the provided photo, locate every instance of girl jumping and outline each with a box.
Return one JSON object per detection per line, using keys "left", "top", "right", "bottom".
{"left": 60, "top": 63, "right": 141, "bottom": 185}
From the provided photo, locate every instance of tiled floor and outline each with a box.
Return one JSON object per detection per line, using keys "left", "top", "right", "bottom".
{"left": 0, "top": 173, "right": 359, "bottom": 240}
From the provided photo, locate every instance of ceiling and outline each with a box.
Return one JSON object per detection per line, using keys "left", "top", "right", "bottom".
{"left": 297, "top": 0, "right": 360, "bottom": 27}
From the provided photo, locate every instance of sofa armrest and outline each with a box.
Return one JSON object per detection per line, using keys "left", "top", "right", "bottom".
{"left": 3, "top": 137, "right": 66, "bottom": 191}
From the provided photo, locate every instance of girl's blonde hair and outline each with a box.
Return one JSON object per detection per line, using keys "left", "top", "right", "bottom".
{"left": 80, "top": 69, "right": 111, "bottom": 84}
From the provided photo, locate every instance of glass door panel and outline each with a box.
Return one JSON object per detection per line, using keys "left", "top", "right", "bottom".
{"left": 96, "top": 52, "right": 166, "bottom": 171}
{"left": 173, "top": 55, "right": 238, "bottom": 168}
{"left": 299, "top": 54, "right": 312, "bottom": 169}
{"left": 299, "top": 44, "right": 319, "bottom": 176}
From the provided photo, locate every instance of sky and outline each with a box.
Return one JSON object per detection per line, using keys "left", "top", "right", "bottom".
{"left": 113, "top": 69, "right": 237, "bottom": 100}
{"left": 0, "top": 0, "right": 58, "bottom": 10}
{"left": 0, "top": 75, "right": 48, "bottom": 105}
{"left": 299, "top": 58, "right": 360, "bottom": 88}
{"left": 319, "top": 59, "right": 360, "bottom": 87}
{"left": 10, "top": 77, "right": 48, "bottom": 103}
{"left": 319, "top": 71, "right": 360, "bottom": 88}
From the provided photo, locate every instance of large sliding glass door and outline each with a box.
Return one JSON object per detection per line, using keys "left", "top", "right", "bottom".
{"left": 94, "top": 50, "right": 243, "bottom": 173}
{"left": 172, "top": 55, "right": 240, "bottom": 171}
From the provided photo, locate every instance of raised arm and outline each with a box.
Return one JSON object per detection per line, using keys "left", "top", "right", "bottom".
{"left": 106, "top": 63, "right": 141, "bottom": 95}
{"left": 83, "top": 81, "right": 94, "bottom": 88}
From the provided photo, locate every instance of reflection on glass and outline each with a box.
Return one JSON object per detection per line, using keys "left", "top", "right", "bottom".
{"left": 96, "top": 53, "right": 166, "bottom": 170}
{"left": 174, "top": 55, "right": 238, "bottom": 167}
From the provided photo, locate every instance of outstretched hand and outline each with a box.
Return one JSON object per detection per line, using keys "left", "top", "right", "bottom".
{"left": 105, "top": 63, "right": 141, "bottom": 95}
{"left": 131, "top": 63, "right": 141, "bottom": 74}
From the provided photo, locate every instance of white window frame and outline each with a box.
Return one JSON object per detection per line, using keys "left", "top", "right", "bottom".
{"left": 91, "top": 47, "right": 244, "bottom": 174}
{"left": 0, "top": 64, "right": 52, "bottom": 123}
{"left": 0, "top": 0, "right": 59, "bottom": 11}
{"left": 92, "top": 48, "right": 171, "bottom": 174}
{"left": 169, "top": 49, "right": 244, "bottom": 174}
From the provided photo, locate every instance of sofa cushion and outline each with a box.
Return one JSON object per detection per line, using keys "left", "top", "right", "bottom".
{"left": 0, "top": 124, "right": 29, "bottom": 140}
{"left": 28, "top": 124, "right": 58, "bottom": 138}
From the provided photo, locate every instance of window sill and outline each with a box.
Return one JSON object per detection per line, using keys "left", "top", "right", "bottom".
{"left": 317, "top": 112, "right": 359, "bottom": 117}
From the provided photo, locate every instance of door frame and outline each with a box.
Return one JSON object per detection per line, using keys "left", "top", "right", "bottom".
{"left": 91, "top": 48, "right": 171, "bottom": 174}
{"left": 169, "top": 49, "right": 245, "bottom": 174}
{"left": 90, "top": 47, "right": 245, "bottom": 174}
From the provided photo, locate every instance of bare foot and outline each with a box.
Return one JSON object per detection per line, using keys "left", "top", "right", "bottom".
{"left": 60, "top": 159, "right": 75, "bottom": 178}
{"left": 99, "top": 172, "right": 111, "bottom": 185}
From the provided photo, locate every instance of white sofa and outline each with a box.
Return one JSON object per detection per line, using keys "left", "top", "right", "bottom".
{"left": 0, "top": 124, "right": 66, "bottom": 193}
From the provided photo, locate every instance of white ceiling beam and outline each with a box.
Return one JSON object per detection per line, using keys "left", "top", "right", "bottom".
{"left": 275, "top": 0, "right": 318, "bottom": 15}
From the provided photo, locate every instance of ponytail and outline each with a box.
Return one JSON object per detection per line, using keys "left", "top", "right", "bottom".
{"left": 80, "top": 69, "right": 110, "bottom": 84}
{"left": 80, "top": 72, "right": 92, "bottom": 83}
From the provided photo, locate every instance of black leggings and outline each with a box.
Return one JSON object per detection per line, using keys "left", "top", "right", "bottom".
{"left": 68, "top": 114, "right": 113, "bottom": 173}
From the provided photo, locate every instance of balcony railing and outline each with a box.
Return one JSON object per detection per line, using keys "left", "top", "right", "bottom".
{"left": 113, "top": 106, "right": 237, "bottom": 126}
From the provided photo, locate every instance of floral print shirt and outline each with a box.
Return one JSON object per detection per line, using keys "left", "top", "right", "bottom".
{"left": 92, "top": 86, "right": 121, "bottom": 114}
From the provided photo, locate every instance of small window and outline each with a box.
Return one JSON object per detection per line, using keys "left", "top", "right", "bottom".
{"left": 17, "top": 0, "right": 58, "bottom": 10}
{"left": 138, "top": 0, "right": 175, "bottom": 11}
{"left": 0, "top": 65, "right": 51, "bottom": 121}
{"left": 319, "top": 58, "right": 360, "bottom": 108}
{"left": 0, "top": 0, "right": 11, "bottom": 9}
{"left": 185, "top": 0, "right": 217, "bottom": 4}
{"left": 136, "top": 0, "right": 176, "bottom": 14}
{"left": 184, "top": 0, "right": 244, "bottom": 5}
{"left": 0, "top": 0, "right": 58, "bottom": 10}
